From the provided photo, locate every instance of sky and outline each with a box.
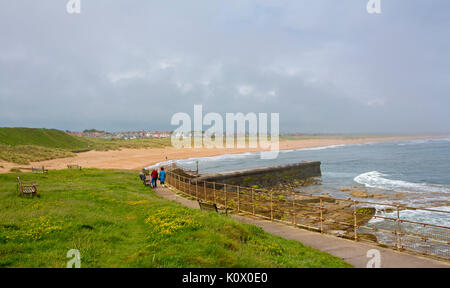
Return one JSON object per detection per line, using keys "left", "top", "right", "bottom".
{"left": 0, "top": 0, "right": 449, "bottom": 134}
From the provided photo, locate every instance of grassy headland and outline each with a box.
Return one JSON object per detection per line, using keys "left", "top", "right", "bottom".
{"left": 0, "top": 169, "right": 351, "bottom": 268}
{"left": 0, "top": 127, "right": 90, "bottom": 149}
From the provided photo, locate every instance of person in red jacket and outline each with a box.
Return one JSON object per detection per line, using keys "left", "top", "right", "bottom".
{"left": 151, "top": 168, "right": 158, "bottom": 188}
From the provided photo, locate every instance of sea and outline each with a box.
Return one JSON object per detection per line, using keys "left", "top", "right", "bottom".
{"left": 148, "top": 137, "right": 450, "bottom": 227}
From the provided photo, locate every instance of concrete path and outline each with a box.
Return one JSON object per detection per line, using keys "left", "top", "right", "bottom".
{"left": 154, "top": 186, "right": 450, "bottom": 268}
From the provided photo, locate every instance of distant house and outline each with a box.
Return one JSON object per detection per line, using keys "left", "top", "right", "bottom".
{"left": 153, "top": 132, "right": 171, "bottom": 138}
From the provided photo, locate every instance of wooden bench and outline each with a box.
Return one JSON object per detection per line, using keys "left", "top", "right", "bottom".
{"left": 67, "top": 164, "right": 82, "bottom": 170}
{"left": 31, "top": 166, "right": 48, "bottom": 174}
{"left": 17, "top": 177, "right": 38, "bottom": 197}
{"left": 198, "top": 200, "right": 230, "bottom": 215}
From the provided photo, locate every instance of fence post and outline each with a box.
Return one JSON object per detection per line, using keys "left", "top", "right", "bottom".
{"left": 204, "top": 181, "right": 207, "bottom": 201}
{"left": 195, "top": 180, "right": 198, "bottom": 199}
{"left": 293, "top": 200, "right": 297, "bottom": 226}
{"left": 320, "top": 197, "right": 323, "bottom": 233}
{"left": 353, "top": 200, "right": 358, "bottom": 241}
{"left": 237, "top": 186, "right": 240, "bottom": 213}
{"left": 396, "top": 205, "right": 402, "bottom": 251}
{"left": 292, "top": 191, "right": 295, "bottom": 225}
{"left": 188, "top": 177, "right": 191, "bottom": 196}
{"left": 224, "top": 184, "right": 228, "bottom": 211}
{"left": 270, "top": 191, "right": 273, "bottom": 221}
{"left": 213, "top": 182, "right": 216, "bottom": 204}
{"left": 252, "top": 188, "right": 255, "bottom": 215}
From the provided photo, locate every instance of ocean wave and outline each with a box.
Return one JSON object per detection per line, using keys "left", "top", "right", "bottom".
{"left": 397, "top": 137, "right": 450, "bottom": 146}
{"left": 279, "top": 149, "right": 294, "bottom": 153}
{"left": 369, "top": 206, "right": 450, "bottom": 226}
{"left": 354, "top": 171, "right": 450, "bottom": 193}
{"left": 293, "top": 144, "right": 346, "bottom": 151}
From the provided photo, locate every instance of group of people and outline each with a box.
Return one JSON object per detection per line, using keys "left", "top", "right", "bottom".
{"left": 151, "top": 167, "right": 165, "bottom": 188}
{"left": 139, "top": 167, "right": 166, "bottom": 188}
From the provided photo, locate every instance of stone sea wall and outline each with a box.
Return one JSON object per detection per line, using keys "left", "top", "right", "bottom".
{"left": 193, "top": 161, "right": 321, "bottom": 189}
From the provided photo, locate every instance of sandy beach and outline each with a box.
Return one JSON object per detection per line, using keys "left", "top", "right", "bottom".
{"left": 0, "top": 135, "right": 444, "bottom": 173}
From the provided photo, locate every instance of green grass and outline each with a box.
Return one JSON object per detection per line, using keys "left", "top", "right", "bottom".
{"left": 0, "top": 145, "right": 76, "bottom": 165}
{"left": 0, "top": 127, "right": 89, "bottom": 150}
{"left": 0, "top": 169, "right": 351, "bottom": 268}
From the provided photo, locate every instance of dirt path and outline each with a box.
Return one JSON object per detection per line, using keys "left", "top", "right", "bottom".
{"left": 154, "top": 185, "right": 450, "bottom": 268}
{"left": 0, "top": 135, "right": 440, "bottom": 173}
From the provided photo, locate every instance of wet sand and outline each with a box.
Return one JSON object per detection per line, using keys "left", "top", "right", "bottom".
{"left": 0, "top": 135, "right": 443, "bottom": 173}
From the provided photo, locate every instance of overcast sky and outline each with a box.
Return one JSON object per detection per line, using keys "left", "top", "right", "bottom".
{"left": 0, "top": 0, "right": 449, "bottom": 133}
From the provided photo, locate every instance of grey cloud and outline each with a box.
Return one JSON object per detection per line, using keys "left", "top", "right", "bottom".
{"left": 0, "top": 0, "right": 449, "bottom": 133}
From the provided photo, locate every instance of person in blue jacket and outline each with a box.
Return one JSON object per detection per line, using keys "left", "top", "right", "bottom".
{"left": 159, "top": 167, "right": 166, "bottom": 186}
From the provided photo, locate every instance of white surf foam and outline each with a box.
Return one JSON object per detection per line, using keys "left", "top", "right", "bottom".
{"left": 293, "top": 144, "right": 347, "bottom": 151}
{"left": 369, "top": 206, "right": 450, "bottom": 227}
{"left": 397, "top": 139, "right": 430, "bottom": 146}
{"left": 397, "top": 137, "right": 450, "bottom": 146}
{"left": 354, "top": 171, "right": 450, "bottom": 194}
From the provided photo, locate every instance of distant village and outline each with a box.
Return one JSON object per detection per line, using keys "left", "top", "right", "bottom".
{"left": 66, "top": 129, "right": 307, "bottom": 140}
{"left": 66, "top": 130, "right": 171, "bottom": 140}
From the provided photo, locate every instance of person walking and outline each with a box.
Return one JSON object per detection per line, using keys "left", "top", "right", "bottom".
{"left": 151, "top": 168, "right": 158, "bottom": 188}
{"left": 159, "top": 167, "right": 166, "bottom": 186}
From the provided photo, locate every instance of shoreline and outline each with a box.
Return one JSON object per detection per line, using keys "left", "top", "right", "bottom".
{"left": 0, "top": 135, "right": 447, "bottom": 173}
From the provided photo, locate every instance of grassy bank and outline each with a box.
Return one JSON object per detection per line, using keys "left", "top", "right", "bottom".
{"left": 0, "top": 127, "right": 89, "bottom": 149}
{"left": 0, "top": 145, "right": 76, "bottom": 165}
{"left": 0, "top": 169, "right": 351, "bottom": 268}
